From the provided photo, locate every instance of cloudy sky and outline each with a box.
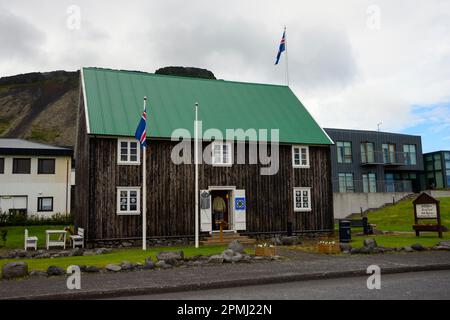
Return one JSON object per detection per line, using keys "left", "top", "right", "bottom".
{"left": 1, "top": 0, "right": 449, "bottom": 152}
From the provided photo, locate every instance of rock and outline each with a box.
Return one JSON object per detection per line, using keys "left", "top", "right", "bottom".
{"left": 411, "top": 243, "right": 425, "bottom": 251}
{"left": 156, "top": 251, "right": 184, "bottom": 261}
{"left": 121, "top": 241, "right": 133, "bottom": 247}
{"left": 339, "top": 243, "right": 352, "bottom": 253}
{"left": 253, "top": 256, "right": 264, "bottom": 260}
{"left": 359, "top": 246, "right": 373, "bottom": 254}
{"left": 280, "top": 236, "right": 298, "bottom": 246}
{"left": 58, "top": 251, "right": 71, "bottom": 257}
{"left": 47, "top": 266, "right": 65, "bottom": 276}
{"left": 105, "top": 264, "right": 122, "bottom": 272}
{"left": 96, "top": 248, "right": 112, "bottom": 255}
{"left": 120, "top": 261, "right": 133, "bottom": 270}
{"left": 2, "top": 262, "right": 28, "bottom": 279}
{"left": 231, "top": 252, "right": 243, "bottom": 263}
{"left": 83, "top": 250, "right": 96, "bottom": 256}
{"left": 16, "top": 250, "right": 30, "bottom": 258}
{"left": 228, "top": 240, "right": 245, "bottom": 254}
{"left": 208, "top": 254, "right": 224, "bottom": 264}
{"left": 34, "top": 253, "right": 51, "bottom": 259}
{"left": 155, "top": 261, "right": 172, "bottom": 269}
{"left": 403, "top": 246, "right": 414, "bottom": 253}
{"left": 373, "top": 247, "right": 387, "bottom": 254}
{"left": 270, "top": 237, "right": 282, "bottom": 246}
{"left": 242, "top": 255, "right": 252, "bottom": 263}
{"left": 363, "top": 238, "right": 377, "bottom": 249}
{"left": 350, "top": 247, "right": 361, "bottom": 254}
{"left": 85, "top": 266, "right": 100, "bottom": 273}
{"left": 29, "top": 270, "right": 47, "bottom": 277}
{"left": 438, "top": 241, "right": 450, "bottom": 247}
{"left": 432, "top": 246, "right": 450, "bottom": 251}
{"left": 69, "top": 248, "right": 83, "bottom": 257}
{"left": 143, "top": 258, "right": 155, "bottom": 270}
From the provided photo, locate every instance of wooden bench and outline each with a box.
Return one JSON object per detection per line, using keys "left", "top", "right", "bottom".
{"left": 24, "top": 229, "right": 38, "bottom": 251}
{"left": 70, "top": 227, "right": 84, "bottom": 248}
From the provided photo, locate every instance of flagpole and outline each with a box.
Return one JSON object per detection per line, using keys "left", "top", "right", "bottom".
{"left": 284, "top": 25, "right": 290, "bottom": 86}
{"left": 194, "top": 102, "right": 199, "bottom": 248}
{"left": 142, "top": 97, "right": 147, "bottom": 251}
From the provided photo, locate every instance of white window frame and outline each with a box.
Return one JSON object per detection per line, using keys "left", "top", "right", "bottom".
{"left": 293, "top": 187, "right": 312, "bottom": 212}
{"left": 211, "top": 141, "right": 233, "bottom": 166}
{"left": 292, "top": 145, "right": 310, "bottom": 168}
{"left": 117, "top": 138, "right": 140, "bottom": 165}
{"left": 117, "top": 187, "right": 141, "bottom": 215}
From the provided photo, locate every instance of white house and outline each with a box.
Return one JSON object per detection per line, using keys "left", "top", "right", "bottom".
{"left": 0, "top": 139, "right": 73, "bottom": 218}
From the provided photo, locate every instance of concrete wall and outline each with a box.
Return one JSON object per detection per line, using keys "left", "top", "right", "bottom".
{"left": 0, "top": 155, "right": 72, "bottom": 217}
{"left": 333, "top": 192, "right": 412, "bottom": 219}
{"left": 425, "top": 190, "right": 450, "bottom": 198}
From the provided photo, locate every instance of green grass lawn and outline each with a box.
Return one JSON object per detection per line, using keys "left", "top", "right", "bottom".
{"left": 359, "top": 196, "right": 450, "bottom": 232}
{"left": 0, "top": 245, "right": 228, "bottom": 275}
{"left": 0, "top": 225, "right": 69, "bottom": 250}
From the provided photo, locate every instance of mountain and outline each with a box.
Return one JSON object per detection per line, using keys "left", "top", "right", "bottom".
{"left": 0, "top": 71, "right": 79, "bottom": 147}
{"left": 0, "top": 67, "right": 216, "bottom": 148}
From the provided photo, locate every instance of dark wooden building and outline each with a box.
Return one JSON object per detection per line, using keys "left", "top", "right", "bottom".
{"left": 75, "top": 67, "right": 334, "bottom": 243}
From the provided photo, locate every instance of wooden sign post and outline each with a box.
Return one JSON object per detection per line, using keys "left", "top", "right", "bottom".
{"left": 413, "top": 192, "right": 443, "bottom": 238}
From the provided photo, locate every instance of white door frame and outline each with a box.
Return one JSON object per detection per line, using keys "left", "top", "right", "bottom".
{"left": 208, "top": 186, "right": 236, "bottom": 233}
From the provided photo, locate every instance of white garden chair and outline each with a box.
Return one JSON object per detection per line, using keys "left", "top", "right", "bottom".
{"left": 70, "top": 227, "right": 84, "bottom": 248}
{"left": 24, "top": 229, "right": 38, "bottom": 251}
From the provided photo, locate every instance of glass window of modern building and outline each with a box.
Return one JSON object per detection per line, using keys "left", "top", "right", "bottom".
{"left": 337, "top": 141, "right": 352, "bottom": 164}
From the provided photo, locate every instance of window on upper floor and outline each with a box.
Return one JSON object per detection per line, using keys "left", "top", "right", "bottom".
{"left": 403, "top": 144, "right": 417, "bottom": 165}
{"left": 0, "top": 158, "right": 4, "bottom": 174}
{"left": 382, "top": 144, "right": 396, "bottom": 164}
{"left": 360, "top": 142, "right": 374, "bottom": 164}
{"left": 118, "top": 139, "right": 140, "bottom": 165}
{"left": 38, "top": 159, "right": 55, "bottom": 174}
{"left": 336, "top": 141, "right": 352, "bottom": 164}
{"left": 293, "top": 187, "right": 312, "bottom": 212}
{"left": 12, "top": 158, "right": 31, "bottom": 174}
{"left": 211, "top": 141, "right": 232, "bottom": 166}
{"left": 292, "top": 145, "right": 310, "bottom": 168}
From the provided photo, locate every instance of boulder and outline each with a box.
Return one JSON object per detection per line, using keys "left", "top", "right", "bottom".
{"left": 339, "top": 243, "right": 352, "bottom": 254}
{"left": 47, "top": 266, "right": 65, "bottom": 276}
{"left": 231, "top": 252, "right": 243, "bottom": 263}
{"left": 120, "top": 261, "right": 133, "bottom": 271}
{"left": 69, "top": 248, "right": 83, "bottom": 257}
{"left": 363, "top": 238, "right": 377, "bottom": 249}
{"left": 411, "top": 243, "right": 425, "bottom": 251}
{"left": 34, "top": 252, "right": 51, "bottom": 259}
{"left": 270, "top": 237, "right": 282, "bottom": 246}
{"left": 350, "top": 247, "right": 361, "bottom": 254}
{"left": 432, "top": 246, "right": 450, "bottom": 251}
{"left": 143, "top": 258, "right": 155, "bottom": 270}
{"left": 105, "top": 264, "right": 122, "bottom": 272}
{"left": 359, "top": 246, "right": 373, "bottom": 254}
{"left": 403, "top": 246, "right": 414, "bottom": 253}
{"left": 208, "top": 254, "right": 224, "bottom": 264}
{"left": 15, "top": 250, "right": 30, "bottom": 258}
{"left": 437, "top": 241, "right": 450, "bottom": 247}
{"left": 280, "top": 236, "right": 298, "bottom": 246}
{"left": 155, "top": 261, "right": 172, "bottom": 269}
{"left": 228, "top": 240, "right": 245, "bottom": 254}
{"left": 29, "top": 270, "right": 47, "bottom": 277}
{"left": 156, "top": 251, "right": 184, "bottom": 261}
{"left": 85, "top": 266, "right": 100, "bottom": 273}
{"left": 96, "top": 248, "right": 113, "bottom": 255}
{"left": 83, "top": 250, "right": 96, "bottom": 256}
{"left": 2, "top": 262, "right": 28, "bottom": 279}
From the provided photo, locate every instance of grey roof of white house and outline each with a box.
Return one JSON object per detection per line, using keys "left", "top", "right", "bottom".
{"left": 0, "top": 139, "right": 73, "bottom": 156}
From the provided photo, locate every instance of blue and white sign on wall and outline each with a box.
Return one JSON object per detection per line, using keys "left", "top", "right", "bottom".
{"left": 235, "top": 197, "right": 246, "bottom": 210}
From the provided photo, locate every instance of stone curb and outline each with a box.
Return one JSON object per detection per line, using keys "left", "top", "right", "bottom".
{"left": 4, "top": 262, "right": 450, "bottom": 300}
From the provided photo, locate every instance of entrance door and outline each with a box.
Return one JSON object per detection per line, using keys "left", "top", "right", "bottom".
{"left": 211, "top": 190, "right": 230, "bottom": 231}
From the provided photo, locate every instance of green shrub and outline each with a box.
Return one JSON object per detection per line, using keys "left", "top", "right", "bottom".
{"left": 0, "top": 211, "right": 74, "bottom": 227}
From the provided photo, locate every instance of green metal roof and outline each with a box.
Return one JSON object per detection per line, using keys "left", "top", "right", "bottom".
{"left": 81, "top": 67, "right": 333, "bottom": 145}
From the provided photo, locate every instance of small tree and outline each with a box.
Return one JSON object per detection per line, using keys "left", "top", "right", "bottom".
{"left": 0, "top": 229, "right": 7, "bottom": 248}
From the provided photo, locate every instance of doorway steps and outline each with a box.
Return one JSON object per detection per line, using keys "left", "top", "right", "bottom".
{"left": 201, "top": 232, "right": 256, "bottom": 246}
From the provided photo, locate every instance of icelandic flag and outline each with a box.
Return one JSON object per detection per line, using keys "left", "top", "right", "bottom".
{"left": 275, "top": 30, "right": 286, "bottom": 65}
{"left": 134, "top": 106, "right": 147, "bottom": 148}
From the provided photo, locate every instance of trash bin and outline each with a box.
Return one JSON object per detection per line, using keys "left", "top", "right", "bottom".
{"left": 339, "top": 220, "right": 351, "bottom": 243}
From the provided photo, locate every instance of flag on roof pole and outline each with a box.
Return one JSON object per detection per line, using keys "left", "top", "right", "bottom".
{"left": 135, "top": 97, "right": 147, "bottom": 251}
{"left": 135, "top": 101, "right": 147, "bottom": 148}
{"left": 275, "top": 29, "right": 286, "bottom": 65}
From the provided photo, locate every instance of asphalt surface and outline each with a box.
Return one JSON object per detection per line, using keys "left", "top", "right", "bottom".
{"left": 117, "top": 270, "right": 450, "bottom": 300}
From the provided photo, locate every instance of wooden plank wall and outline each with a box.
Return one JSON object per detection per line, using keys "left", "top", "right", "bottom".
{"left": 78, "top": 137, "right": 333, "bottom": 240}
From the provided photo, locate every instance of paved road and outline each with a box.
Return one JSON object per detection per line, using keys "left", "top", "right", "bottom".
{"left": 117, "top": 270, "right": 450, "bottom": 300}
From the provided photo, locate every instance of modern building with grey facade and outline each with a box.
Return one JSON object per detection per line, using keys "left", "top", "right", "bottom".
{"left": 324, "top": 128, "right": 424, "bottom": 194}
{"left": 423, "top": 150, "right": 450, "bottom": 189}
